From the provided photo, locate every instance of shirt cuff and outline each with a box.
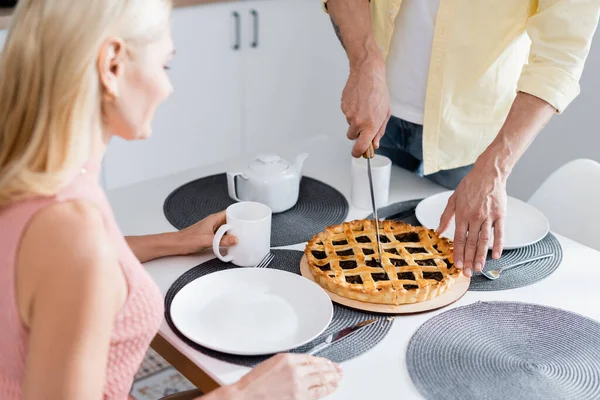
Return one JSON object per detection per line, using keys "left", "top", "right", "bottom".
{"left": 516, "top": 64, "right": 581, "bottom": 114}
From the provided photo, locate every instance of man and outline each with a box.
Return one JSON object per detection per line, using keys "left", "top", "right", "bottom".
{"left": 325, "top": 0, "right": 600, "bottom": 277}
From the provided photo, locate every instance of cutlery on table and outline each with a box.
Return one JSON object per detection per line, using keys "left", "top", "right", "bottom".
{"left": 363, "top": 144, "right": 383, "bottom": 265}
{"left": 480, "top": 252, "right": 554, "bottom": 280}
{"left": 254, "top": 252, "right": 275, "bottom": 268}
{"left": 305, "top": 318, "right": 377, "bottom": 356}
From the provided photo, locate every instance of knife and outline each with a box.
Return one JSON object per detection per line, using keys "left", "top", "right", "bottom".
{"left": 305, "top": 318, "right": 378, "bottom": 356}
{"left": 363, "top": 144, "right": 384, "bottom": 265}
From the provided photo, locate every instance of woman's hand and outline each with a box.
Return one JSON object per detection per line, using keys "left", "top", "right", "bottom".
{"left": 175, "top": 211, "right": 237, "bottom": 256}
{"left": 126, "top": 211, "right": 237, "bottom": 263}
{"left": 230, "top": 354, "right": 343, "bottom": 400}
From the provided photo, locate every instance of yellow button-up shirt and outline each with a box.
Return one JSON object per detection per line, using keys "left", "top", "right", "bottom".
{"left": 324, "top": 0, "right": 600, "bottom": 174}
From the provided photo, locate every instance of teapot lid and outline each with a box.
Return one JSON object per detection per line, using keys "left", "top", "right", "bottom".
{"left": 248, "top": 154, "right": 290, "bottom": 175}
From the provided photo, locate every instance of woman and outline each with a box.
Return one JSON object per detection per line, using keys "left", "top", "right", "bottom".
{"left": 0, "top": 0, "right": 343, "bottom": 399}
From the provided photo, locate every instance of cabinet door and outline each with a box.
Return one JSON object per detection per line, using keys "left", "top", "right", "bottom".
{"left": 240, "top": 0, "right": 350, "bottom": 154}
{"left": 103, "top": 3, "right": 243, "bottom": 190}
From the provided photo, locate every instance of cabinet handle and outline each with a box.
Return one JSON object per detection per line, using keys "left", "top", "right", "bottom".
{"left": 232, "top": 11, "right": 241, "bottom": 50}
{"left": 250, "top": 9, "right": 259, "bottom": 48}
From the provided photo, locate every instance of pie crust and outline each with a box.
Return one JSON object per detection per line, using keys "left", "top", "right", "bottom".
{"left": 304, "top": 219, "right": 460, "bottom": 305}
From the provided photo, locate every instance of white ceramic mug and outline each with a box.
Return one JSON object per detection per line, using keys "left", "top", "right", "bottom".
{"left": 212, "top": 202, "right": 272, "bottom": 267}
{"left": 351, "top": 154, "right": 392, "bottom": 210}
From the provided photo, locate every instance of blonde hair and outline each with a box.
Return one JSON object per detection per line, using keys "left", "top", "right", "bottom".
{"left": 0, "top": 0, "right": 172, "bottom": 207}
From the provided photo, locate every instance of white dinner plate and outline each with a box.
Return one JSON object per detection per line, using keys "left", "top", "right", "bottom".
{"left": 170, "top": 268, "right": 333, "bottom": 356}
{"left": 415, "top": 191, "right": 550, "bottom": 250}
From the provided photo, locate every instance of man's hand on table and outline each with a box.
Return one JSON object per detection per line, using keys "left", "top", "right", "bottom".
{"left": 437, "top": 158, "right": 508, "bottom": 277}
{"left": 436, "top": 92, "right": 556, "bottom": 277}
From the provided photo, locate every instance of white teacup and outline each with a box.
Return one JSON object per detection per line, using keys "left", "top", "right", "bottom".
{"left": 212, "top": 201, "right": 272, "bottom": 267}
{"left": 351, "top": 154, "right": 392, "bottom": 209}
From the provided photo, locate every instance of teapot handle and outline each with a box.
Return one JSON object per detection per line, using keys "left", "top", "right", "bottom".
{"left": 226, "top": 172, "right": 243, "bottom": 201}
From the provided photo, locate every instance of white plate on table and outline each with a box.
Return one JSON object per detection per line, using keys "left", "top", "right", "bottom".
{"left": 170, "top": 267, "right": 333, "bottom": 356}
{"left": 415, "top": 191, "right": 550, "bottom": 250}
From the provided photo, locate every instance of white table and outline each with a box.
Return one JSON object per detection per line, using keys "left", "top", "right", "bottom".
{"left": 107, "top": 135, "right": 600, "bottom": 399}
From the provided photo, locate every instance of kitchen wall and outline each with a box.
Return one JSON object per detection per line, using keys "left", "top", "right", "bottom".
{"left": 102, "top": 0, "right": 350, "bottom": 190}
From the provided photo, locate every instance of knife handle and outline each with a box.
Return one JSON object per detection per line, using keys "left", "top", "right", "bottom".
{"left": 362, "top": 143, "right": 375, "bottom": 159}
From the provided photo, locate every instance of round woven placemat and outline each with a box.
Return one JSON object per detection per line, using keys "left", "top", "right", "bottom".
{"left": 370, "top": 199, "right": 563, "bottom": 291}
{"left": 165, "top": 250, "right": 393, "bottom": 367}
{"left": 163, "top": 174, "right": 348, "bottom": 247}
{"left": 367, "top": 198, "right": 422, "bottom": 226}
{"left": 406, "top": 301, "right": 600, "bottom": 400}
{"left": 468, "top": 233, "right": 562, "bottom": 291}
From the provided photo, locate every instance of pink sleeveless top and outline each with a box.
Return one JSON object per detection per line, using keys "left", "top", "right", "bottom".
{"left": 0, "top": 162, "right": 164, "bottom": 399}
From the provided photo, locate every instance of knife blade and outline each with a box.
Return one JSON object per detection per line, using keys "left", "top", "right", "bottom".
{"left": 364, "top": 144, "right": 384, "bottom": 265}
{"left": 305, "top": 318, "right": 378, "bottom": 356}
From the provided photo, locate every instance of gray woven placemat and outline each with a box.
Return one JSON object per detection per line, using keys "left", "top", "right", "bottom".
{"left": 406, "top": 301, "right": 600, "bottom": 400}
{"left": 369, "top": 199, "right": 563, "bottom": 291}
{"left": 367, "top": 198, "right": 422, "bottom": 226}
{"left": 468, "top": 233, "right": 562, "bottom": 291}
{"left": 164, "top": 250, "right": 393, "bottom": 367}
{"left": 163, "top": 174, "right": 348, "bottom": 247}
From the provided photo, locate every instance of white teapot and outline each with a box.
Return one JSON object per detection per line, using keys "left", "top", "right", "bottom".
{"left": 227, "top": 153, "right": 308, "bottom": 213}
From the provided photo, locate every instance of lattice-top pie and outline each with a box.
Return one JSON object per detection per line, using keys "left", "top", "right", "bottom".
{"left": 304, "top": 219, "right": 460, "bottom": 305}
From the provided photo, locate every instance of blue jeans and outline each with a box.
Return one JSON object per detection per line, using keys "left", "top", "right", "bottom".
{"left": 376, "top": 116, "right": 473, "bottom": 190}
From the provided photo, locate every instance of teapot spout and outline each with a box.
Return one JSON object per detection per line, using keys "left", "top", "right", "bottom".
{"left": 294, "top": 153, "right": 309, "bottom": 175}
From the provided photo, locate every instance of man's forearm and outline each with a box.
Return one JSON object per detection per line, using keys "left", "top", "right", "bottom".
{"left": 477, "top": 92, "right": 556, "bottom": 179}
{"left": 326, "top": 0, "right": 382, "bottom": 68}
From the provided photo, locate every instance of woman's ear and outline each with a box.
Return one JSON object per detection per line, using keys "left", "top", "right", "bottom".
{"left": 97, "top": 38, "right": 127, "bottom": 100}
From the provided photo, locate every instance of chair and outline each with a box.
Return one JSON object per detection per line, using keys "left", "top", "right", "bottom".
{"left": 528, "top": 158, "right": 600, "bottom": 251}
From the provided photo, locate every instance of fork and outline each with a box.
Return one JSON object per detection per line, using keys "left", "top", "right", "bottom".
{"left": 255, "top": 252, "right": 275, "bottom": 268}
{"left": 480, "top": 252, "right": 554, "bottom": 280}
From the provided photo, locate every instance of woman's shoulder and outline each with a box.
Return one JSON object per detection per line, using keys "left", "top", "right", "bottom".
{"left": 21, "top": 198, "right": 118, "bottom": 274}
{"left": 17, "top": 198, "right": 126, "bottom": 326}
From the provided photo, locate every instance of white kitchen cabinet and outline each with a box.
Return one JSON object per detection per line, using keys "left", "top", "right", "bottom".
{"left": 102, "top": 0, "right": 349, "bottom": 190}
{"left": 103, "top": 3, "right": 244, "bottom": 189}
{"left": 239, "top": 0, "right": 349, "bottom": 154}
